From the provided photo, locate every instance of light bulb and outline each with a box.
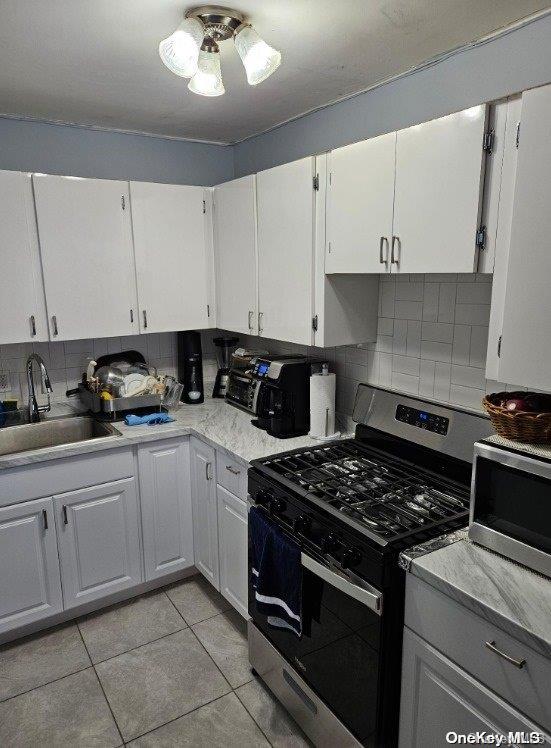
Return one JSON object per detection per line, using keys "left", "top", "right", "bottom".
{"left": 234, "top": 25, "right": 281, "bottom": 86}
{"left": 188, "top": 49, "right": 225, "bottom": 97}
{"left": 159, "top": 17, "right": 204, "bottom": 78}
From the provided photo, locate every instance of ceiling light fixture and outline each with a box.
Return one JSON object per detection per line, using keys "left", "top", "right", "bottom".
{"left": 159, "top": 5, "right": 282, "bottom": 97}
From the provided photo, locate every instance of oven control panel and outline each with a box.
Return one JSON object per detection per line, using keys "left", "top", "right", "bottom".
{"left": 395, "top": 404, "right": 449, "bottom": 435}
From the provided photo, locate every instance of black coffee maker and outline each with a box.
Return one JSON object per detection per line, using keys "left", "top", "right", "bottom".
{"left": 212, "top": 336, "right": 239, "bottom": 399}
{"left": 252, "top": 356, "right": 312, "bottom": 438}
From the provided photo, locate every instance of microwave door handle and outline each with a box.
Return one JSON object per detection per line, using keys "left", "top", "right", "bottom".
{"left": 301, "top": 553, "right": 383, "bottom": 615}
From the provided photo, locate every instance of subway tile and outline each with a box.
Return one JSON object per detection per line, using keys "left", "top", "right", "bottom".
{"left": 345, "top": 346, "right": 368, "bottom": 365}
{"left": 345, "top": 363, "right": 368, "bottom": 382}
{"left": 379, "top": 353, "right": 392, "bottom": 386}
{"left": 437, "top": 283, "right": 456, "bottom": 324}
{"left": 434, "top": 362, "right": 451, "bottom": 402}
{"left": 421, "top": 341, "right": 452, "bottom": 363}
{"left": 379, "top": 282, "right": 395, "bottom": 318}
{"left": 475, "top": 273, "right": 493, "bottom": 283}
{"left": 454, "top": 304, "right": 491, "bottom": 325}
{"left": 452, "top": 325, "right": 471, "bottom": 366}
{"left": 392, "top": 355, "right": 420, "bottom": 376}
{"left": 419, "top": 360, "right": 436, "bottom": 398}
{"left": 366, "top": 351, "right": 380, "bottom": 384}
{"left": 451, "top": 365, "right": 486, "bottom": 389}
{"left": 391, "top": 371, "right": 419, "bottom": 395}
{"left": 394, "top": 300, "right": 423, "bottom": 320}
{"left": 65, "top": 352, "right": 91, "bottom": 370}
{"left": 421, "top": 322, "right": 454, "bottom": 343}
{"left": 485, "top": 379, "right": 506, "bottom": 394}
{"left": 469, "top": 326, "right": 489, "bottom": 368}
{"left": 48, "top": 341, "right": 66, "bottom": 369}
{"left": 377, "top": 318, "right": 394, "bottom": 336}
{"left": 406, "top": 321, "right": 421, "bottom": 358}
{"left": 395, "top": 281, "right": 424, "bottom": 302}
{"left": 392, "top": 320, "right": 408, "bottom": 356}
{"left": 456, "top": 274, "right": 478, "bottom": 282}
{"left": 449, "top": 384, "right": 485, "bottom": 411}
{"left": 424, "top": 274, "right": 457, "bottom": 283}
{"left": 456, "top": 283, "right": 492, "bottom": 305}
{"left": 422, "top": 283, "right": 439, "bottom": 322}
{"left": 336, "top": 377, "right": 357, "bottom": 416}
{"left": 64, "top": 339, "right": 90, "bottom": 354}
{"left": 394, "top": 274, "right": 410, "bottom": 282}
{"left": 375, "top": 335, "right": 393, "bottom": 354}
{"left": 92, "top": 338, "right": 110, "bottom": 360}
{"left": 107, "top": 337, "right": 122, "bottom": 354}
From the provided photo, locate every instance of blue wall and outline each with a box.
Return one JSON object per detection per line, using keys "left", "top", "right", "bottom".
{"left": 0, "top": 118, "right": 233, "bottom": 186}
{"left": 233, "top": 13, "right": 551, "bottom": 176}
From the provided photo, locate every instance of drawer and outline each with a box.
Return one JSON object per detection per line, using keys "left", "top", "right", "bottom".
{"left": 216, "top": 451, "right": 247, "bottom": 498}
{"left": 405, "top": 575, "right": 551, "bottom": 731}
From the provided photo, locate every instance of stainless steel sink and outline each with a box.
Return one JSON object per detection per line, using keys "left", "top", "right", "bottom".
{"left": 0, "top": 416, "right": 122, "bottom": 457}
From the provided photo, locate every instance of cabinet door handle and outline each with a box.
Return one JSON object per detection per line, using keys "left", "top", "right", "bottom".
{"left": 485, "top": 640, "right": 526, "bottom": 669}
{"left": 258, "top": 312, "right": 264, "bottom": 334}
{"left": 42, "top": 508, "right": 48, "bottom": 530}
{"left": 52, "top": 315, "right": 59, "bottom": 336}
{"left": 30, "top": 315, "right": 37, "bottom": 337}
{"left": 226, "top": 465, "right": 241, "bottom": 475}
{"left": 205, "top": 461, "right": 213, "bottom": 481}
{"left": 130, "top": 309, "right": 134, "bottom": 323}
{"left": 391, "top": 236, "right": 400, "bottom": 266}
{"left": 248, "top": 310, "right": 254, "bottom": 331}
{"left": 62, "top": 505, "right": 68, "bottom": 525}
{"left": 142, "top": 310, "right": 148, "bottom": 329}
{"left": 379, "top": 237, "right": 389, "bottom": 266}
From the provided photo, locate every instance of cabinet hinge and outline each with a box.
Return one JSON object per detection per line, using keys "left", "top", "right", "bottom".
{"left": 482, "top": 129, "right": 494, "bottom": 153}
{"left": 312, "top": 314, "right": 318, "bottom": 332}
{"left": 202, "top": 199, "right": 206, "bottom": 214}
{"left": 475, "top": 225, "right": 486, "bottom": 249}
{"left": 516, "top": 122, "right": 521, "bottom": 148}
{"left": 121, "top": 195, "right": 126, "bottom": 210}
{"left": 497, "top": 335, "right": 502, "bottom": 358}
{"left": 313, "top": 174, "right": 319, "bottom": 191}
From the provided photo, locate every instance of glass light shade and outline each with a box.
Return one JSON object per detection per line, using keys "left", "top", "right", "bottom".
{"left": 234, "top": 25, "right": 281, "bottom": 85}
{"left": 188, "top": 49, "right": 225, "bottom": 97}
{"left": 159, "top": 17, "right": 204, "bottom": 78}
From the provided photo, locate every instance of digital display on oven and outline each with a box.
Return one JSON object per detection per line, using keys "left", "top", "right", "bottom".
{"left": 395, "top": 404, "right": 449, "bottom": 434}
{"left": 256, "top": 361, "right": 269, "bottom": 376}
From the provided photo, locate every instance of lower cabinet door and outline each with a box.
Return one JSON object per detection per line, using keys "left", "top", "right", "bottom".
{"left": 190, "top": 437, "right": 219, "bottom": 589}
{"left": 55, "top": 478, "right": 142, "bottom": 609}
{"left": 0, "top": 497, "right": 63, "bottom": 634}
{"left": 138, "top": 438, "right": 194, "bottom": 581}
{"left": 217, "top": 485, "right": 248, "bottom": 618}
{"left": 399, "top": 627, "right": 550, "bottom": 748}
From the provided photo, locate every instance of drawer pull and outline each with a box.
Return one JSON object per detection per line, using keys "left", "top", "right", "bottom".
{"left": 485, "top": 640, "right": 526, "bottom": 669}
{"left": 226, "top": 465, "right": 241, "bottom": 475}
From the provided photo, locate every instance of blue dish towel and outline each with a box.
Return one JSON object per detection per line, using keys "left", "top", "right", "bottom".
{"left": 249, "top": 506, "right": 303, "bottom": 636}
{"left": 124, "top": 412, "right": 175, "bottom": 426}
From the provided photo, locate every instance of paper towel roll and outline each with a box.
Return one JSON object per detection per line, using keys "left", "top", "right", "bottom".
{"left": 309, "top": 371, "right": 340, "bottom": 440}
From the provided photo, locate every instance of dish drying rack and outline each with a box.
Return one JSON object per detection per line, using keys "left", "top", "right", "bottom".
{"left": 75, "top": 383, "right": 163, "bottom": 419}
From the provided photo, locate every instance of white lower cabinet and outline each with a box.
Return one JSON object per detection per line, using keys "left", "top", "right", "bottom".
{"left": 138, "top": 438, "right": 194, "bottom": 581}
{"left": 0, "top": 497, "right": 63, "bottom": 634}
{"left": 217, "top": 484, "right": 248, "bottom": 618}
{"left": 190, "top": 438, "right": 219, "bottom": 589}
{"left": 55, "top": 478, "right": 142, "bottom": 609}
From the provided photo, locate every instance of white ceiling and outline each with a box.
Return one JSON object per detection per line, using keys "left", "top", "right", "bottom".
{"left": 1, "top": 0, "right": 550, "bottom": 144}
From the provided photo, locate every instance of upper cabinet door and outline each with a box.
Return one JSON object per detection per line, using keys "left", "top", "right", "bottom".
{"left": 256, "top": 157, "right": 315, "bottom": 345}
{"left": 130, "top": 182, "right": 209, "bottom": 334}
{"left": 0, "top": 171, "right": 48, "bottom": 344}
{"left": 326, "top": 132, "right": 396, "bottom": 274}
{"left": 393, "top": 106, "right": 487, "bottom": 274}
{"left": 33, "top": 175, "right": 138, "bottom": 341}
{"left": 214, "top": 176, "right": 258, "bottom": 335}
{"left": 496, "top": 85, "right": 551, "bottom": 389}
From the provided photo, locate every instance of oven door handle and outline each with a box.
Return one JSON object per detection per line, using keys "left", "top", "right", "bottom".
{"left": 301, "top": 553, "right": 383, "bottom": 616}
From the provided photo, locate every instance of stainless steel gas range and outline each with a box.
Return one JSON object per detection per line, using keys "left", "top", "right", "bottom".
{"left": 247, "top": 384, "right": 493, "bottom": 747}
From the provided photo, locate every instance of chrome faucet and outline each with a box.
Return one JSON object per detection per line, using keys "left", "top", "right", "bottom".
{"left": 26, "top": 354, "right": 53, "bottom": 423}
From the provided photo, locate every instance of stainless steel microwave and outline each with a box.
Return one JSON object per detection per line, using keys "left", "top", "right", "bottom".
{"left": 469, "top": 441, "right": 551, "bottom": 578}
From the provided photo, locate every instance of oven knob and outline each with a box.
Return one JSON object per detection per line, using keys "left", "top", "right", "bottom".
{"left": 321, "top": 533, "right": 341, "bottom": 554}
{"left": 293, "top": 515, "right": 311, "bottom": 534}
{"left": 341, "top": 547, "right": 362, "bottom": 570}
{"left": 270, "top": 498, "right": 286, "bottom": 515}
{"left": 255, "top": 490, "right": 272, "bottom": 507}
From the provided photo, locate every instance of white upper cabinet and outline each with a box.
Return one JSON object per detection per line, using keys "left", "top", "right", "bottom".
{"left": 0, "top": 171, "right": 48, "bottom": 344}
{"left": 130, "top": 182, "right": 210, "bottom": 334}
{"left": 256, "top": 157, "right": 316, "bottom": 345}
{"left": 488, "top": 84, "right": 551, "bottom": 390}
{"left": 393, "top": 106, "right": 487, "bottom": 274}
{"left": 326, "top": 132, "right": 396, "bottom": 274}
{"left": 214, "top": 175, "right": 258, "bottom": 335}
{"left": 33, "top": 174, "right": 138, "bottom": 341}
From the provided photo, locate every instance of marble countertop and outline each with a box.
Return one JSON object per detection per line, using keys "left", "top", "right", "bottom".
{"left": 0, "top": 397, "right": 345, "bottom": 471}
{"left": 404, "top": 534, "right": 551, "bottom": 657}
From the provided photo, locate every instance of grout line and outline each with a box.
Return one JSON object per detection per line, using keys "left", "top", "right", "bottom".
{"left": 76, "top": 624, "right": 125, "bottom": 748}
{"left": 0, "top": 662, "right": 93, "bottom": 705}
{"left": 79, "top": 625, "right": 188, "bottom": 667}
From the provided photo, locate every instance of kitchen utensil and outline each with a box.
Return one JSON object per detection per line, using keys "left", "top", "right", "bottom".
{"left": 95, "top": 366, "right": 125, "bottom": 394}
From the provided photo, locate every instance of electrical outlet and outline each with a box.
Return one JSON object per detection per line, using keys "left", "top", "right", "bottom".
{"left": 0, "top": 372, "right": 11, "bottom": 393}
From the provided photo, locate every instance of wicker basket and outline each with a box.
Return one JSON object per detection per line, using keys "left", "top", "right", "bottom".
{"left": 483, "top": 391, "right": 551, "bottom": 444}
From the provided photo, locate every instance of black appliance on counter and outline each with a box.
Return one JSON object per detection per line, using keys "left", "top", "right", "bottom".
{"left": 212, "top": 336, "right": 239, "bottom": 399}
{"left": 226, "top": 355, "right": 312, "bottom": 438}
{"left": 247, "top": 384, "right": 493, "bottom": 747}
{"left": 177, "top": 331, "right": 204, "bottom": 405}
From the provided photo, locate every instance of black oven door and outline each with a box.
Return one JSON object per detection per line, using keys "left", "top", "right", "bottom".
{"left": 249, "top": 546, "right": 383, "bottom": 746}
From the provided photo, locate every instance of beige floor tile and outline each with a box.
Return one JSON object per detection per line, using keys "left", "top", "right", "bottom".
{"left": 192, "top": 609, "right": 252, "bottom": 688}
{"left": 165, "top": 575, "right": 230, "bottom": 625}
